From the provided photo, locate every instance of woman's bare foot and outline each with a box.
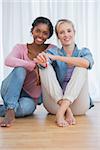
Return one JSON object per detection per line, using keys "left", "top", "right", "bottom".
{"left": 65, "top": 107, "right": 76, "bottom": 125}
{"left": 56, "top": 100, "right": 70, "bottom": 127}
{"left": 56, "top": 111, "right": 68, "bottom": 127}
{"left": 0, "top": 109, "right": 15, "bottom": 127}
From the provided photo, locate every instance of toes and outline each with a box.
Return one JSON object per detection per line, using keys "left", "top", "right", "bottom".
{"left": 0, "top": 122, "right": 7, "bottom": 127}
{"left": 56, "top": 120, "right": 68, "bottom": 127}
{"left": 0, "top": 119, "right": 12, "bottom": 127}
{"left": 72, "top": 120, "right": 76, "bottom": 125}
{"left": 66, "top": 119, "right": 76, "bottom": 125}
{"left": 0, "top": 122, "right": 12, "bottom": 127}
{"left": 66, "top": 119, "right": 72, "bottom": 125}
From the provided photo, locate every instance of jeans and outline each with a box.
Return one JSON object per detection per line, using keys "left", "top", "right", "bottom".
{"left": 0, "top": 67, "right": 42, "bottom": 117}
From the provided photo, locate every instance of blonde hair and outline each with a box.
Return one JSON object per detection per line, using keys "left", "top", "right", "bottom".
{"left": 55, "top": 19, "right": 75, "bottom": 37}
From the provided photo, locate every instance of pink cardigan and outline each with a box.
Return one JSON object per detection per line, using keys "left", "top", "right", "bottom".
{"left": 5, "top": 44, "right": 54, "bottom": 101}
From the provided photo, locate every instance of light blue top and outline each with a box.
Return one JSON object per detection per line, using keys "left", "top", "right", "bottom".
{"left": 46, "top": 44, "right": 94, "bottom": 89}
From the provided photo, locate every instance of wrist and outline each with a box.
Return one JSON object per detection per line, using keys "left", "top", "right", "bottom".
{"left": 55, "top": 55, "right": 59, "bottom": 60}
{"left": 45, "top": 61, "right": 49, "bottom": 67}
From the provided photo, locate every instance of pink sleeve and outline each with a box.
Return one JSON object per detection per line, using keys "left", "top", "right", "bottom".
{"left": 5, "top": 44, "right": 36, "bottom": 71}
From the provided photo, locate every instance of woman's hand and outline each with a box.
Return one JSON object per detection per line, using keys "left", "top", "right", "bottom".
{"left": 34, "top": 52, "right": 57, "bottom": 67}
{"left": 47, "top": 53, "right": 56, "bottom": 60}
{"left": 34, "top": 52, "right": 48, "bottom": 65}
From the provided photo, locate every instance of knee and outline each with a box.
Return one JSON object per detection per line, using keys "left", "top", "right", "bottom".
{"left": 0, "top": 80, "right": 6, "bottom": 98}
{"left": 13, "top": 67, "right": 26, "bottom": 81}
{"left": 39, "top": 64, "right": 54, "bottom": 73}
{"left": 16, "top": 97, "right": 36, "bottom": 117}
{"left": 0, "top": 67, "right": 26, "bottom": 97}
{"left": 74, "top": 67, "right": 88, "bottom": 77}
{"left": 75, "top": 67, "right": 87, "bottom": 72}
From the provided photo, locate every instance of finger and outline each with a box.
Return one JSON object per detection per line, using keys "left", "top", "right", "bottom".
{"left": 44, "top": 53, "right": 49, "bottom": 61}
{"left": 47, "top": 53, "right": 53, "bottom": 59}
{"left": 39, "top": 52, "right": 49, "bottom": 61}
{"left": 37, "top": 55, "right": 46, "bottom": 63}
{"left": 34, "top": 58, "right": 39, "bottom": 63}
{"left": 39, "top": 53, "right": 47, "bottom": 60}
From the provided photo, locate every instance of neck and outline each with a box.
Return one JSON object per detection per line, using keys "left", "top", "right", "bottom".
{"left": 31, "top": 42, "right": 47, "bottom": 53}
{"left": 32, "top": 42, "right": 44, "bottom": 48}
{"left": 63, "top": 43, "right": 75, "bottom": 53}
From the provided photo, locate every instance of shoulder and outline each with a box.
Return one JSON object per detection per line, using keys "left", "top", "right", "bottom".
{"left": 81, "top": 47, "right": 90, "bottom": 52}
{"left": 46, "top": 44, "right": 60, "bottom": 54}
{"left": 13, "top": 43, "right": 26, "bottom": 49}
{"left": 46, "top": 44, "right": 57, "bottom": 50}
{"left": 79, "top": 47, "right": 92, "bottom": 56}
{"left": 12, "top": 43, "right": 27, "bottom": 52}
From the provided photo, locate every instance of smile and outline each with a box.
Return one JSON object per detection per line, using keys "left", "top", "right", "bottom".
{"left": 36, "top": 38, "right": 44, "bottom": 42}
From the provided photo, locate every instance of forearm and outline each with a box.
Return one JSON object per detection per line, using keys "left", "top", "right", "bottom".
{"left": 5, "top": 57, "right": 36, "bottom": 71}
{"left": 54, "top": 56, "right": 89, "bottom": 68}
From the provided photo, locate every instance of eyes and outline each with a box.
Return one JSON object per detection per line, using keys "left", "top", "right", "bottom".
{"left": 34, "top": 28, "right": 49, "bottom": 37}
{"left": 58, "top": 29, "right": 72, "bottom": 35}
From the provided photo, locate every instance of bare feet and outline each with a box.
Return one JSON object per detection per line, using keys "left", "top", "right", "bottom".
{"left": 65, "top": 107, "right": 76, "bottom": 125}
{"left": 0, "top": 109, "right": 15, "bottom": 127}
{"left": 56, "top": 100, "right": 70, "bottom": 127}
{"left": 56, "top": 111, "right": 68, "bottom": 127}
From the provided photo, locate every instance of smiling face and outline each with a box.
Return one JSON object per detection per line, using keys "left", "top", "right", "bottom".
{"left": 32, "top": 23, "right": 50, "bottom": 45}
{"left": 56, "top": 21, "right": 75, "bottom": 47}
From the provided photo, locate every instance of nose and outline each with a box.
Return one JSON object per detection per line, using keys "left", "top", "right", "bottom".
{"left": 64, "top": 31, "right": 68, "bottom": 36}
{"left": 38, "top": 32, "right": 43, "bottom": 38}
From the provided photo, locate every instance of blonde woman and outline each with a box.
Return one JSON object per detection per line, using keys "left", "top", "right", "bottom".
{"left": 35, "top": 19, "right": 94, "bottom": 127}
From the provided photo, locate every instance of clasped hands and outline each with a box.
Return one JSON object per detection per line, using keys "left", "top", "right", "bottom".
{"left": 34, "top": 52, "right": 56, "bottom": 66}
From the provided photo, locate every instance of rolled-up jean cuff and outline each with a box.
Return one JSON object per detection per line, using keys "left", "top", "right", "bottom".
{"left": 6, "top": 104, "right": 18, "bottom": 112}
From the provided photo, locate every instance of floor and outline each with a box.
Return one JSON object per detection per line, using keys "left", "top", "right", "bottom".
{"left": 0, "top": 102, "right": 100, "bottom": 150}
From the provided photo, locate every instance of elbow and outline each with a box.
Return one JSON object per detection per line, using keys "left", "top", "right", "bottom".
{"left": 82, "top": 59, "right": 90, "bottom": 69}
{"left": 84, "top": 61, "right": 89, "bottom": 69}
{"left": 4, "top": 57, "right": 14, "bottom": 67}
{"left": 4, "top": 58, "right": 9, "bottom": 66}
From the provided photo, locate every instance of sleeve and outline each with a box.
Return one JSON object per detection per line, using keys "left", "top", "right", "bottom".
{"left": 79, "top": 48, "right": 94, "bottom": 69}
{"left": 46, "top": 46, "right": 59, "bottom": 55}
{"left": 5, "top": 44, "right": 36, "bottom": 71}
{"left": 38, "top": 45, "right": 58, "bottom": 69}
{"left": 46, "top": 45, "right": 59, "bottom": 63}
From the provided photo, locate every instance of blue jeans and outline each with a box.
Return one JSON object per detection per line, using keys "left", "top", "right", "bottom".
{"left": 0, "top": 67, "right": 42, "bottom": 117}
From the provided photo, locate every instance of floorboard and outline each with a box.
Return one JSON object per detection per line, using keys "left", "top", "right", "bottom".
{"left": 0, "top": 102, "right": 100, "bottom": 150}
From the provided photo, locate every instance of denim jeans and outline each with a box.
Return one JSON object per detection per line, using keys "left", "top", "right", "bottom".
{"left": 0, "top": 67, "right": 42, "bottom": 117}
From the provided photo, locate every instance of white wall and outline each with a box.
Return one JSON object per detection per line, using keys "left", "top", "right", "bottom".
{"left": 1, "top": 0, "right": 100, "bottom": 101}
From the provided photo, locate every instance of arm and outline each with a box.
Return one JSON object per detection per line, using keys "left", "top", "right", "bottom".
{"left": 47, "top": 47, "right": 94, "bottom": 69}
{"left": 34, "top": 46, "right": 58, "bottom": 67}
{"left": 5, "top": 44, "right": 36, "bottom": 71}
{"left": 34, "top": 52, "right": 50, "bottom": 68}
{"left": 47, "top": 54, "right": 89, "bottom": 68}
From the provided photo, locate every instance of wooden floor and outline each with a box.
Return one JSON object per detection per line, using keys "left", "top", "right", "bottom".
{"left": 0, "top": 102, "right": 100, "bottom": 150}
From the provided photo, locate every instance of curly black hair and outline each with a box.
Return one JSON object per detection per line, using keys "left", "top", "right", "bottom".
{"left": 31, "top": 16, "right": 53, "bottom": 39}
